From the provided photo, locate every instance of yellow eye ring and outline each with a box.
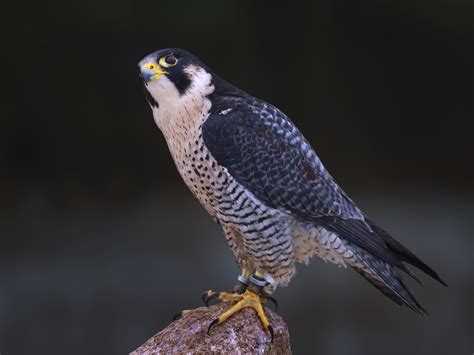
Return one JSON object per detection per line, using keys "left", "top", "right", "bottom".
{"left": 159, "top": 54, "right": 178, "bottom": 68}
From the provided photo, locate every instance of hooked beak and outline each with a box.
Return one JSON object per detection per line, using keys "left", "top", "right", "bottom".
{"left": 140, "top": 62, "right": 167, "bottom": 82}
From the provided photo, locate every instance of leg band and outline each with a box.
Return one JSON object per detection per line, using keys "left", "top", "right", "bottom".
{"left": 250, "top": 274, "right": 268, "bottom": 287}
{"left": 237, "top": 274, "right": 249, "bottom": 285}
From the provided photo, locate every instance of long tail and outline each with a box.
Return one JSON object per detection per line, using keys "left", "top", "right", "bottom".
{"left": 318, "top": 215, "right": 446, "bottom": 313}
{"left": 366, "top": 218, "right": 447, "bottom": 287}
{"left": 350, "top": 247, "right": 428, "bottom": 315}
{"left": 348, "top": 218, "right": 447, "bottom": 314}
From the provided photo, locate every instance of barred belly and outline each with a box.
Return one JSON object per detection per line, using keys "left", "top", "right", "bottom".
{"left": 156, "top": 97, "right": 297, "bottom": 287}
{"left": 161, "top": 123, "right": 293, "bottom": 287}
{"left": 215, "top": 180, "right": 296, "bottom": 287}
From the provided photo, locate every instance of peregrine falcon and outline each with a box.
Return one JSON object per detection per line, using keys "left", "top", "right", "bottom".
{"left": 138, "top": 48, "right": 445, "bottom": 337}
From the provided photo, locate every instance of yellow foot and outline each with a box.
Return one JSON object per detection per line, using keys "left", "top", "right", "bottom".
{"left": 205, "top": 290, "right": 274, "bottom": 341}
{"left": 202, "top": 289, "right": 278, "bottom": 310}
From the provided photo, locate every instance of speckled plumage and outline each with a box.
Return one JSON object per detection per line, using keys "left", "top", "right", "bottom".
{"left": 139, "top": 48, "right": 445, "bottom": 314}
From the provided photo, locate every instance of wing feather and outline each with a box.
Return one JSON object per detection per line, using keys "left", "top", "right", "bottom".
{"left": 203, "top": 97, "right": 445, "bottom": 287}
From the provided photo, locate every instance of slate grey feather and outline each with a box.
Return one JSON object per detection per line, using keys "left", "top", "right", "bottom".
{"left": 139, "top": 48, "right": 446, "bottom": 317}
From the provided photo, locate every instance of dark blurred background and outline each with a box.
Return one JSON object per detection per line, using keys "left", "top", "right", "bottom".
{"left": 0, "top": 0, "right": 473, "bottom": 354}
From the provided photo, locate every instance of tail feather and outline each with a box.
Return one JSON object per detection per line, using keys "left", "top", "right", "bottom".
{"left": 351, "top": 247, "right": 428, "bottom": 315}
{"left": 366, "top": 218, "right": 447, "bottom": 287}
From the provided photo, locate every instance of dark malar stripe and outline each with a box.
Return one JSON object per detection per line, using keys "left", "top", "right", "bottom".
{"left": 143, "top": 85, "right": 158, "bottom": 108}
{"left": 166, "top": 70, "right": 192, "bottom": 96}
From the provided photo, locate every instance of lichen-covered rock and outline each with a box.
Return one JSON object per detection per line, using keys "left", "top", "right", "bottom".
{"left": 131, "top": 303, "right": 291, "bottom": 354}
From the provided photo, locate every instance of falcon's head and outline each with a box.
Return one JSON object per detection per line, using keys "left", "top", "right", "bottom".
{"left": 139, "top": 48, "right": 220, "bottom": 111}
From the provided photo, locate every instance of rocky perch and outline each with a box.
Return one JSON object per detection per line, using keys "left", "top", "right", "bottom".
{"left": 131, "top": 302, "right": 292, "bottom": 354}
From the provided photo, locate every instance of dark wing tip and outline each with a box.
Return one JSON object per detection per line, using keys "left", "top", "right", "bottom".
{"left": 423, "top": 266, "right": 447, "bottom": 287}
{"left": 351, "top": 253, "right": 429, "bottom": 316}
{"left": 434, "top": 274, "right": 448, "bottom": 287}
{"left": 366, "top": 218, "right": 447, "bottom": 287}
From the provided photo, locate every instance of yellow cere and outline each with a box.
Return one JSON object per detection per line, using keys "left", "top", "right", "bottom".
{"left": 143, "top": 62, "right": 167, "bottom": 81}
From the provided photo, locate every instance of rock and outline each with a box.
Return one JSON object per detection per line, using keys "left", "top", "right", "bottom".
{"left": 131, "top": 302, "right": 292, "bottom": 354}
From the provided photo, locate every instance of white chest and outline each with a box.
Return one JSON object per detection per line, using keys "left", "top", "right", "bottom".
{"left": 146, "top": 65, "right": 236, "bottom": 215}
{"left": 152, "top": 97, "right": 230, "bottom": 215}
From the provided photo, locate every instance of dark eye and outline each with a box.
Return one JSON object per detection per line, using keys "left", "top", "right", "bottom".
{"left": 165, "top": 55, "right": 177, "bottom": 65}
{"left": 159, "top": 54, "right": 178, "bottom": 68}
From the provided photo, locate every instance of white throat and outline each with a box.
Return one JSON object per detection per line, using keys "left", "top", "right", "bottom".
{"left": 146, "top": 65, "right": 214, "bottom": 135}
{"left": 146, "top": 65, "right": 215, "bottom": 164}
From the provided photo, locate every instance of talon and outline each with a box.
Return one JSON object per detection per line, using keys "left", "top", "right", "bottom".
{"left": 207, "top": 318, "right": 219, "bottom": 334}
{"left": 203, "top": 290, "right": 272, "bottom": 337}
{"left": 202, "top": 290, "right": 219, "bottom": 307}
{"left": 172, "top": 309, "right": 190, "bottom": 321}
{"left": 267, "top": 296, "right": 278, "bottom": 311}
{"left": 268, "top": 324, "right": 274, "bottom": 342}
{"left": 172, "top": 312, "right": 182, "bottom": 321}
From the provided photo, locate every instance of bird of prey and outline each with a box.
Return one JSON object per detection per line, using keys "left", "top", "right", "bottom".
{"left": 138, "top": 48, "right": 445, "bottom": 337}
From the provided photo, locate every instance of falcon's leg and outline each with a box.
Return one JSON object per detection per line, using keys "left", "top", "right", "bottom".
{"left": 204, "top": 271, "right": 275, "bottom": 340}
{"left": 234, "top": 268, "right": 251, "bottom": 293}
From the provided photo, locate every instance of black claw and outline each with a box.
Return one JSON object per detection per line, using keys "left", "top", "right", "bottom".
{"left": 268, "top": 325, "right": 274, "bottom": 342}
{"left": 172, "top": 311, "right": 182, "bottom": 321}
{"left": 207, "top": 318, "right": 219, "bottom": 334}
{"left": 202, "top": 292, "right": 209, "bottom": 306}
{"left": 202, "top": 291, "right": 218, "bottom": 307}
{"left": 267, "top": 296, "right": 278, "bottom": 311}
